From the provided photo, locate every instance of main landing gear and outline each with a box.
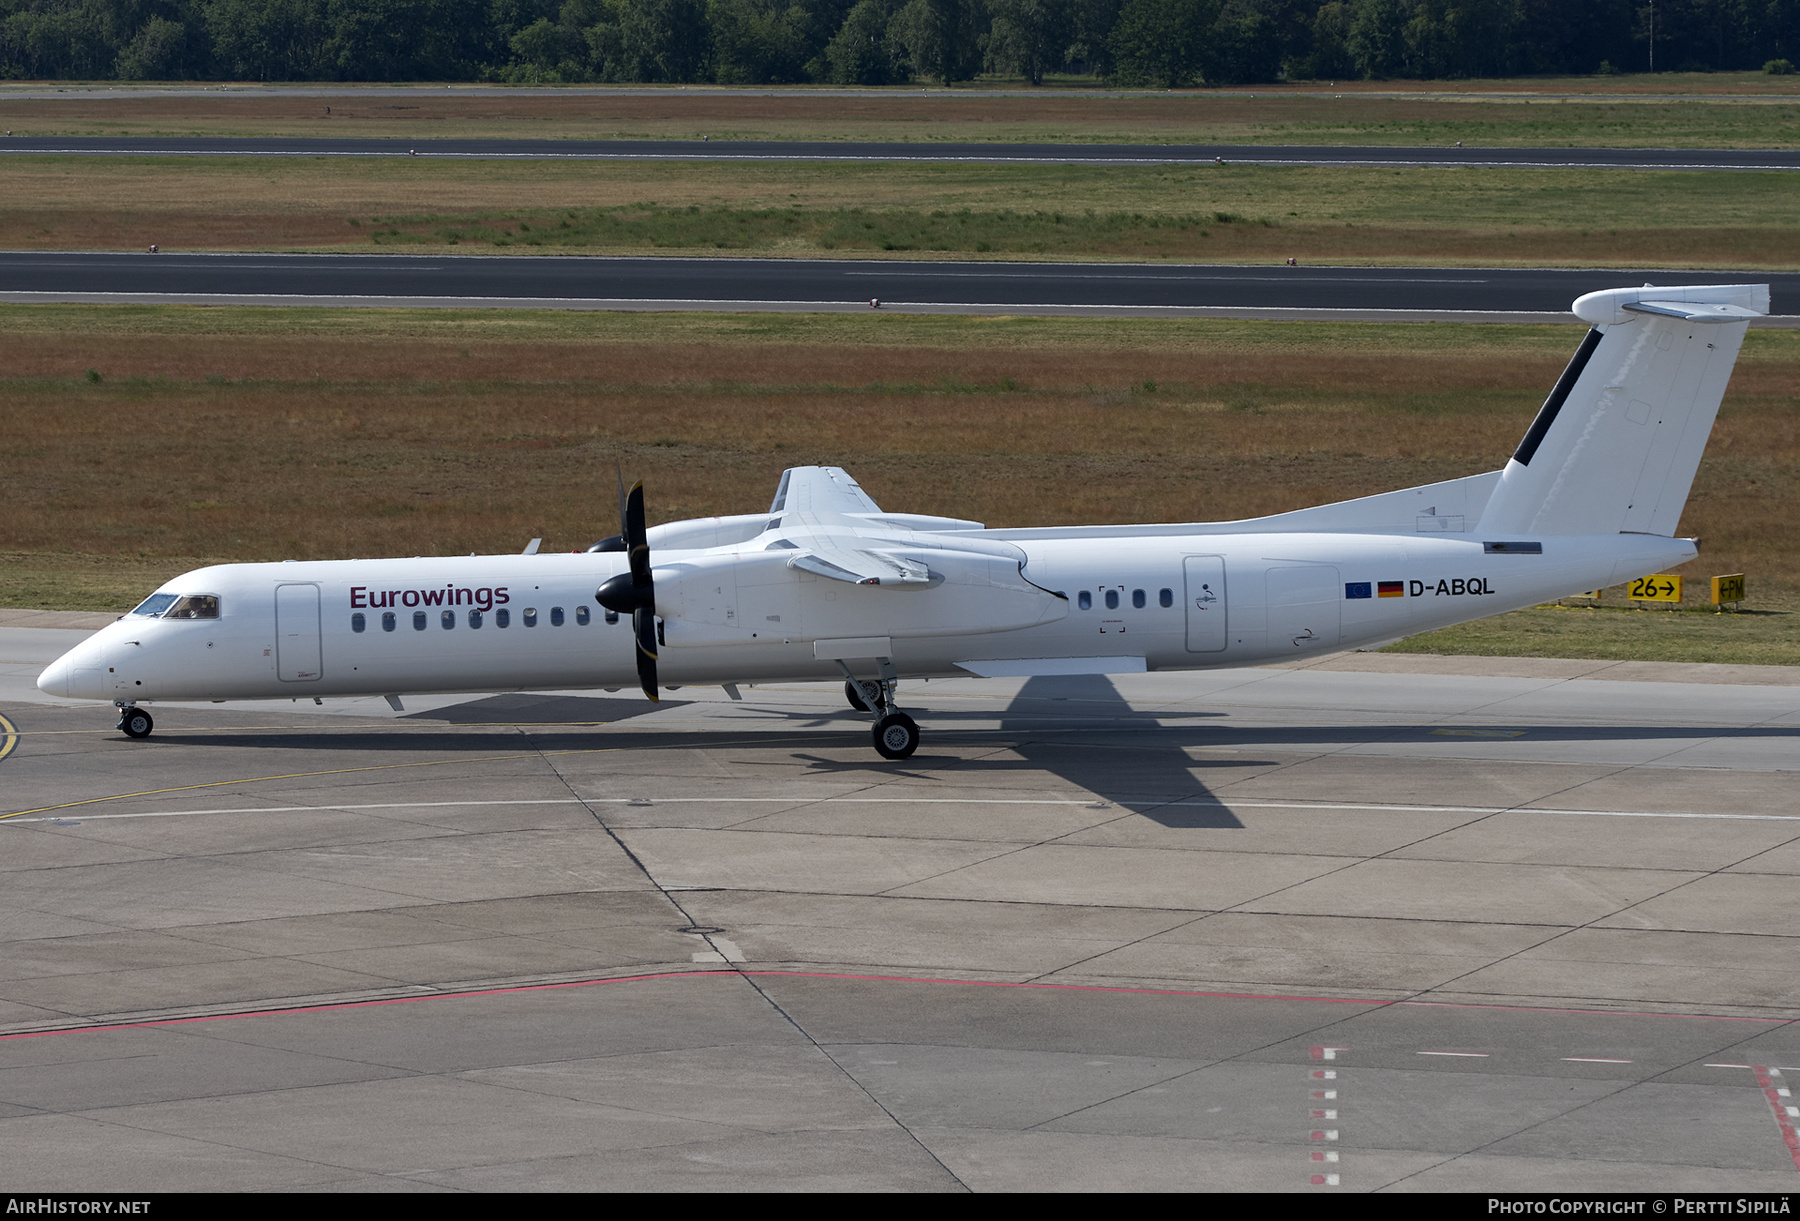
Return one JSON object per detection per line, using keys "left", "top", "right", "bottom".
{"left": 872, "top": 711, "right": 920, "bottom": 760}
{"left": 838, "top": 660, "right": 920, "bottom": 760}
{"left": 843, "top": 678, "right": 881, "bottom": 713}
{"left": 116, "top": 704, "right": 154, "bottom": 739}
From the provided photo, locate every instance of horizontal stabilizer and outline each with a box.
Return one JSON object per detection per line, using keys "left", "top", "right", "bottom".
{"left": 1623, "top": 301, "right": 1762, "bottom": 323}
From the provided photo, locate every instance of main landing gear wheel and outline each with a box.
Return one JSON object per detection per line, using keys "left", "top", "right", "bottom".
{"left": 118, "top": 707, "right": 154, "bottom": 739}
{"left": 844, "top": 679, "right": 884, "bottom": 713}
{"left": 872, "top": 712, "right": 919, "bottom": 760}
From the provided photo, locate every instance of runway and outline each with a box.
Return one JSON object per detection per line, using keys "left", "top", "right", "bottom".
{"left": 7, "top": 134, "right": 1800, "bottom": 171}
{"left": 2, "top": 623, "right": 1797, "bottom": 1190}
{"left": 6, "top": 252, "right": 1798, "bottom": 320}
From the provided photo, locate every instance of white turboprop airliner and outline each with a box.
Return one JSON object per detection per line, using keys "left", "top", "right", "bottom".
{"left": 38, "top": 284, "right": 1767, "bottom": 759}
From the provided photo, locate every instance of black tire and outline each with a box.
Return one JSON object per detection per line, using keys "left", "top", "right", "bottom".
{"left": 872, "top": 712, "right": 919, "bottom": 760}
{"left": 119, "top": 708, "right": 154, "bottom": 739}
{"left": 844, "top": 679, "right": 870, "bottom": 712}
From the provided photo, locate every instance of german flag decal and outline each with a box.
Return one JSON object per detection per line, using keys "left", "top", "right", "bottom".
{"left": 1379, "top": 581, "right": 1405, "bottom": 598}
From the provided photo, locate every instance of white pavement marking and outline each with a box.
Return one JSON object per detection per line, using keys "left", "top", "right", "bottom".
{"left": 1563, "top": 1057, "right": 1634, "bottom": 1064}
{"left": 689, "top": 935, "right": 746, "bottom": 964}
{"left": 1418, "top": 1051, "right": 1490, "bottom": 1057}
{"left": 1309, "top": 1048, "right": 1346, "bottom": 1188}
{"left": 10, "top": 795, "right": 1796, "bottom": 824}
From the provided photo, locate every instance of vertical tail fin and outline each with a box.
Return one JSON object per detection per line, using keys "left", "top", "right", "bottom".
{"left": 1478, "top": 284, "right": 1768, "bottom": 537}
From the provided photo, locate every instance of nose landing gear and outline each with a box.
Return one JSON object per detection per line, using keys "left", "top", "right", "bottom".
{"left": 116, "top": 704, "right": 154, "bottom": 739}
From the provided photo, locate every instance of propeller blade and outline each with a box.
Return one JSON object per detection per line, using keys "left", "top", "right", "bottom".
{"left": 623, "top": 481, "right": 651, "bottom": 588}
{"left": 634, "top": 607, "right": 659, "bottom": 701}
{"left": 603, "top": 470, "right": 657, "bottom": 702}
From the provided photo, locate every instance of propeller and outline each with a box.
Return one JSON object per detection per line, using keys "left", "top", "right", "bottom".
{"left": 595, "top": 474, "right": 658, "bottom": 701}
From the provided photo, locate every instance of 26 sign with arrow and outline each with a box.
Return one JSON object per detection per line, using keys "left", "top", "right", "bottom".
{"left": 1629, "top": 574, "right": 1684, "bottom": 603}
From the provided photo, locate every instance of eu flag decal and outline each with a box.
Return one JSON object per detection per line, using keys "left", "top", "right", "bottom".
{"left": 1345, "top": 582, "right": 1372, "bottom": 599}
{"left": 1379, "top": 581, "right": 1405, "bottom": 598}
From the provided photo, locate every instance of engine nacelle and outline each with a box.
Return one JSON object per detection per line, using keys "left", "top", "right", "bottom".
{"left": 656, "top": 547, "right": 1067, "bottom": 648}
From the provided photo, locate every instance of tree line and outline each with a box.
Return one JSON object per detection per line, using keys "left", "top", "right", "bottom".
{"left": 6, "top": 0, "right": 1800, "bottom": 87}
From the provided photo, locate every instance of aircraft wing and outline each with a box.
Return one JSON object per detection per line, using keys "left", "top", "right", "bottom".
{"left": 767, "top": 467, "right": 936, "bottom": 586}
{"left": 770, "top": 465, "right": 883, "bottom": 525}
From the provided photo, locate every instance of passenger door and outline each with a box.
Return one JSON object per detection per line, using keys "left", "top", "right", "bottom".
{"left": 1184, "top": 556, "right": 1227, "bottom": 652}
{"left": 275, "top": 584, "right": 323, "bottom": 682}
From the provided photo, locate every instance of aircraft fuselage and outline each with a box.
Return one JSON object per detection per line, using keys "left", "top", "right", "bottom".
{"left": 38, "top": 529, "right": 1693, "bottom": 705}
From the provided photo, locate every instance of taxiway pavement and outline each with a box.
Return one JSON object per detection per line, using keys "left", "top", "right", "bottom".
{"left": 1, "top": 624, "right": 1796, "bottom": 1191}
{"left": 8, "top": 135, "right": 1800, "bottom": 171}
{"left": 5, "top": 253, "right": 1798, "bottom": 321}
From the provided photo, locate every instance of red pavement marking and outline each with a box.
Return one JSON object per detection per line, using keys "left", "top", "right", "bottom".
{"left": 1751, "top": 1066, "right": 1800, "bottom": 1175}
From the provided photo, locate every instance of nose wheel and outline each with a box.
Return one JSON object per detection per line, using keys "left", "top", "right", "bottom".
{"left": 117, "top": 706, "right": 154, "bottom": 739}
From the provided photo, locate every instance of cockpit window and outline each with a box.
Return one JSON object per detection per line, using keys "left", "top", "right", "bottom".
{"left": 164, "top": 595, "right": 221, "bottom": 620}
{"left": 129, "top": 594, "right": 179, "bottom": 618}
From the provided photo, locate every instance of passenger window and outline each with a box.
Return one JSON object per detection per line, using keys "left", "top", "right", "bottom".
{"left": 551, "top": 607, "right": 565, "bottom": 627}
{"left": 351, "top": 613, "right": 366, "bottom": 633}
{"left": 576, "top": 605, "right": 590, "bottom": 626}
{"left": 1132, "top": 589, "right": 1146, "bottom": 609}
{"left": 165, "top": 595, "right": 220, "bottom": 620}
{"left": 382, "top": 612, "right": 396, "bottom": 632}
{"left": 1160, "top": 588, "right": 1174, "bottom": 608}
{"left": 523, "top": 607, "right": 538, "bottom": 627}
{"left": 1105, "top": 589, "right": 1120, "bottom": 610}
{"left": 469, "top": 609, "right": 483, "bottom": 629}
{"left": 413, "top": 611, "right": 427, "bottom": 631}
{"left": 442, "top": 610, "right": 455, "bottom": 630}
{"left": 496, "top": 608, "right": 510, "bottom": 628}
{"left": 604, "top": 609, "right": 619, "bottom": 625}
{"left": 1078, "top": 591, "right": 1092, "bottom": 610}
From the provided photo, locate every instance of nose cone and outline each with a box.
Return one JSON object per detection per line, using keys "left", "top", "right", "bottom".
{"left": 36, "top": 656, "right": 70, "bottom": 698}
{"left": 37, "top": 638, "right": 105, "bottom": 701}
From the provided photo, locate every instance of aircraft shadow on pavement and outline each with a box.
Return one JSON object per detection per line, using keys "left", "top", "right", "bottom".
{"left": 780, "top": 674, "right": 1252, "bottom": 828}
{"left": 403, "top": 692, "right": 690, "bottom": 725}
{"left": 999, "top": 674, "right": 1248, "bottom": 828}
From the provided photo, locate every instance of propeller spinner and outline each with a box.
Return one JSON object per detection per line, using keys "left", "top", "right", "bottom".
{"left": 595, "top": 477, "right": 659, "bottom": 701}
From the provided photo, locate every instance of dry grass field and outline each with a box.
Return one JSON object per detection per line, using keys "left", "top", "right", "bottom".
{"left": 4, "top": 77, "right": 1800, "bottom": 146}
{"left": 1385, "top": 602, "right": 1800, "bottom": 665}
{"left": 3, "top": 156, "right": 1794, "bottom": 268}
{"left": 2, "top": 305, "right": 1795, "bottom": 662}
